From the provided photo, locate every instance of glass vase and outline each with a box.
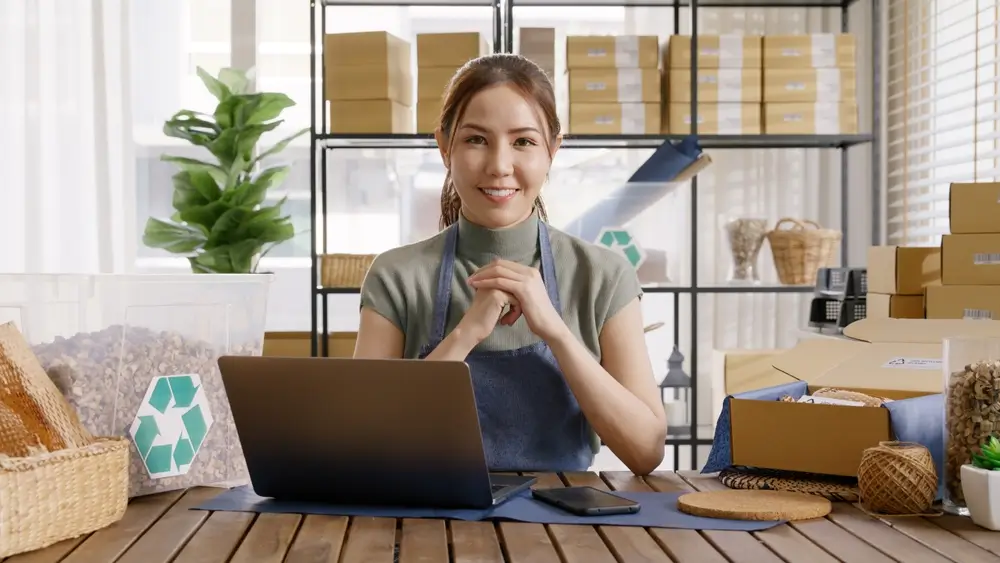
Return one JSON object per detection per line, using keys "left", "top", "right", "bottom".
{"left": 943, "top": 336, "right": 1000, "bottom": 515}
{"left": 724, "top": 218, "right": 768, "bottom": 283}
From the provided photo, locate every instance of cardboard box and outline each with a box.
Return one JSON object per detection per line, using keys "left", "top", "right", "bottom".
{"left": 568, "top": 102, "right": 660, "bottom": 134}
{"left": 417, "top": 32, "right": 488, "bottom": 68}
{"left": 763, "top": 34, "right": 856, "bottom": 68}
{"left": 867, "top": 245, "right": 941, "bottom": 295}
{"left": 326, "top": 63, "right": 414, "bottom": 106}
{"left": 666, "top": 68, "right": 762, "bottom": 103}
{"left": 568, "top": 68, "right": 660, "bottom": 104}
{"left": 566, "top": 35, "right": 660, "bottom": 69}
{"left": 726, "top": 318, "right": 1000, "bottom": 477}
{"left": 949, "top": 182, "right": 1000, "bottom": 234}
{"left": 329, "top": 100, "right": 414, "bottom": 134}
{"left": 866, "top": 293, "right": 925, "bottom": 319}
{"left": 666, "top": 103, "right": 761, "bottom": 134}
{"left": 666, "top": 35, "right": 763, "bottom": 68}
{"left": 263, "top": 332, "right": 358, "bottom": 358}
{"left": 325, "top": 31, "right": 412, "bottom": 69}
{"left": 519, "top": 27, "right": 555, "bottom": 77}
{"left": 926, "top": 285, "right": 1000, "bottom": 320}
{"left": 942, "top": 234, "right": 1000, "bottom": 285}
{"left": 711, "top": 348, "right": 788, "bottom": 422}
{"left": 417, "top": 101, "right": 440, "bottom": 134}
{"left": 417, "top": 66, "right": 457, "bottom": 101}
{"left": 763, "top": 68, "right": 857, "bottom": 103}
{"left": 762, "top": 102, "right": 858, "bottom": 134}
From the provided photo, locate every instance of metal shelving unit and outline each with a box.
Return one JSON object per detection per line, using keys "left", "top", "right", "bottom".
{"left": 308, "top": 0, "right": 880, "bottom": 469}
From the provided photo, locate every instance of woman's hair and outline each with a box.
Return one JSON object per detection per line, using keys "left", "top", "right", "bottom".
{"left": 436, "top": 53, "right": 560, "bottom": 229}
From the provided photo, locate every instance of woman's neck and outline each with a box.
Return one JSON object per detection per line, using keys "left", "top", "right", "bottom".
{"left": 456, "top": 208, "right": 540, "bottom": 263}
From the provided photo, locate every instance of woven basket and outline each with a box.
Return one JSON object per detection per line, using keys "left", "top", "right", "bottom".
{"left": 1, "top": 437, "right": 130, "bottom": 557}
{"left": 766, "top": 218, "right": 841, "bottom": 286}
{"left": 320, "top": 253, "right": 377, "bottom": 288}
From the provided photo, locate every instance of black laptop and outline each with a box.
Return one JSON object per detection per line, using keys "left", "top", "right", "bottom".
{"left": 217, "top": 355, "right": 536, "bottom": 509}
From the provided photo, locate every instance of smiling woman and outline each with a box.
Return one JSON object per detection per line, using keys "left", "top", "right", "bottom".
{"left": 353, "top": 53, "right": 667, "bottom": 477}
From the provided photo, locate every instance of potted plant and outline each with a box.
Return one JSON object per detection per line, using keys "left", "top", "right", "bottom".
{"left": 961, "top": 435, "right": 1000, "bottom": 529}
{"left": 142, "top": 67, "right": 309, "bottom": 273}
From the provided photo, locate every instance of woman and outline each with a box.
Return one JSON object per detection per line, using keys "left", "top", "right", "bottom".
{"left": 354, "top": 53, "right": 667, "bottom": 476}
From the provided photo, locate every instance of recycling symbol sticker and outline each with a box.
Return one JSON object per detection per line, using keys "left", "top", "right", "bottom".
{"left": 129, "top": 374, "right": 214, "bottom": 479}
{"left": 596, "top": 227, "right": 647, "bottom": 269}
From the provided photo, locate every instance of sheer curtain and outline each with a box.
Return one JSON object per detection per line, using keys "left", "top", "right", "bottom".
{"left": 0, "top": 0, "right": 135, "bottom": 275}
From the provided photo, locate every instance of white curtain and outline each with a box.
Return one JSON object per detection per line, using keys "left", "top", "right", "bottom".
{"left": 0, "top": 0, "right": 135, "bottom": 275}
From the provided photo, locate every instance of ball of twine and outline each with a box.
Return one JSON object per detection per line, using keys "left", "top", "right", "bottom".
{"left": 858, "top": 441, "right": 937, "bottom": 515}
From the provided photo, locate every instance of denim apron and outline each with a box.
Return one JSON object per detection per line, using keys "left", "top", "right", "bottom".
{"left": 417, "top": 221, "right": 594, "bottom": 472}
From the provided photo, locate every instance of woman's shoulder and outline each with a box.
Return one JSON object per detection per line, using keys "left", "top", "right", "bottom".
{"left": 365, "top": 229, "right": 448, "bottom": 281}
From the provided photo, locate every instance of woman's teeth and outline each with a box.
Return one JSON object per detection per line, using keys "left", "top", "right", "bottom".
{"left": 482, "top": 188, "right": 516, "bottom": 197}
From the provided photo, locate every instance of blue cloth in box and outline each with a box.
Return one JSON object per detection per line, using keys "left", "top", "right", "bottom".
{"left": 701, "top": 381, "right": 946, "bottom": 500}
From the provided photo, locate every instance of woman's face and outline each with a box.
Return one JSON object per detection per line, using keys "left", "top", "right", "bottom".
{"left": 439, "top": 83, "right": 560, "bottom": 229}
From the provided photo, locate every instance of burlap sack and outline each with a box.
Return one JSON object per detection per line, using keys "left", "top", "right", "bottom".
{"left": 0, "top": 322, "right": 92, "bottom": 451}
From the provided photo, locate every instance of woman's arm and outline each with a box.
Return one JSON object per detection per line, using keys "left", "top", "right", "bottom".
{"left": 546, "top": 297, "right": 667, "bottom": 476}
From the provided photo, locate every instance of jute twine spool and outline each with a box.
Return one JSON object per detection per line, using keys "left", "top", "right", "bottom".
{"left": 857, "top": 441, "right": 938, "bottom": 516}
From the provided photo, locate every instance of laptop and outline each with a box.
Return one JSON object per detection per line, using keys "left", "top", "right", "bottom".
{"left": 216, "top": 355, "right": 537, "bottom": 509}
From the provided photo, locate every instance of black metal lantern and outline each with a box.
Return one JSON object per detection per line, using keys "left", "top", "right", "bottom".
{"left": 660, "top": 345, "right": 691, "bottom": 438}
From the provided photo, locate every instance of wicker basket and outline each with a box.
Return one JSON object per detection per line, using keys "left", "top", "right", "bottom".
{"left": 766, "top": 218, "right": 842, "bottom": 286}
{"left": 1, "top": 437, "right": 130, "bottom": 557}
{"left": 320, "top": 253, "right": 377, "bottom": 288}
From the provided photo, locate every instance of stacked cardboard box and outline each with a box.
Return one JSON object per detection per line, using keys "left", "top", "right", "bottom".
{"left": 416, "top": 32, "right": 489, "bottom": 134}
{"left": 926, "top": 182, "right": 1000, "bottom": 319}
{"left": 762, "top": 34, "right": 859, "bottom": 134}
{"left": 565, "top": 35, "right": 661, "bottom": 135}
{"left": 866, "top": 246, "right": 941, "bottom": 319}
{"left": 324, "top": 31, "right": 414, "bottom": 134}
{"left": 519, "top": 28, "right": 555, "bottom": 79}
{"left": 663, "top": 35, "right": 763, "bottom": 134}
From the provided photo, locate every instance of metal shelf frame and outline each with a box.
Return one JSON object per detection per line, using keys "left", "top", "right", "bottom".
{"left": 308, "top": 0, "right": 881, "bottom": 470}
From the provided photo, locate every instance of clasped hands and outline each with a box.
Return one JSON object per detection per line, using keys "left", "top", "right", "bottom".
{"left": 458, "top": 258, "right": 567, "bottom": 344}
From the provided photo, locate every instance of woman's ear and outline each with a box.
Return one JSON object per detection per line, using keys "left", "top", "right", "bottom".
{"left": 434, "top": 127, "right": 449, "bottom": 169}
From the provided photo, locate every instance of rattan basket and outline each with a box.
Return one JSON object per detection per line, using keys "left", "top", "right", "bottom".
{"left": 1, "top": 437, "right": 130, "bottom": 557}
{"left": 320, "top": 253, "right": 377, "bottom": 288}
{"left": 766, "top": 218, "right": 842, "bottom": 286}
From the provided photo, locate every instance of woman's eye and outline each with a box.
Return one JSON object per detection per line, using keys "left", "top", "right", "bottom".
{"left": 465, "top": 135, "right": 486, "bottom": 144}
{"left": 514, "top": 138, "right": 537, "bottom": 147}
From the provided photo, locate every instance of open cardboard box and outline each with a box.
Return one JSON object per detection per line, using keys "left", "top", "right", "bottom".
{"left": 703, "top": 318, "right": 1000, "bottom": 485}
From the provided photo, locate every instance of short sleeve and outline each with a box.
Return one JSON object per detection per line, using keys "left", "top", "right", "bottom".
{"left": 359, "top": 254, "right": 406, "bottom": 332}
{"left": 597, "top": 255, "right": 644, "bottom": 333}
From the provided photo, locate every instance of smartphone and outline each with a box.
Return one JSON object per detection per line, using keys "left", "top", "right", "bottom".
{"left": 531, "top": 486, "right": 640, "bottom": 516}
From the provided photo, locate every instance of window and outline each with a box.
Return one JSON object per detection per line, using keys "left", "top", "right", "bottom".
{"left": 886, "top": 0, "right": 1000, "bottom": 246}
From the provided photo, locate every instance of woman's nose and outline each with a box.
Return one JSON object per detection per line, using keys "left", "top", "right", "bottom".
{"left": 486, "top": 146, "right": 514, "bottom": 177}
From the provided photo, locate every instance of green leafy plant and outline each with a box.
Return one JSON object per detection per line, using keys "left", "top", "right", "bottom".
{"left": 142, "top": 67, "right": 309, "bottom": 273}
{"left": 972, "top": 436, "right": 1000, "bottom": 470}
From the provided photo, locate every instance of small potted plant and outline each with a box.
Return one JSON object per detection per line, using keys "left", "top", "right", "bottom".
{"left": 961, "top": 435, "right": 1000, "bottom": 530}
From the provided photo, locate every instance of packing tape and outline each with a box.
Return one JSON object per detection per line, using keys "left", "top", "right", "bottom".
{"left": 616, "top": 69, "right": 643, "bottom": 102}
{"left": 614, "top": 36, "right": 640, "bottom": 67}
{"left": 620, "top": 103, "right": 646, "bottom": 134}
{"left": 718, "top": 35, "right": 745, "bottom": 67}
{"left": 816, "top": 68, "right": 842, "bottom": 102}
{"left": 717, "top": 104, "right": 744, "bottom": 135}
{"left": 811, "top": 34, "right": 837, "bottom": 68}
{"left": 815, "top": 102, "right": 840, "bottom": 134}
{"left": 716, "top": 69, "right": 744, "bottom": 102}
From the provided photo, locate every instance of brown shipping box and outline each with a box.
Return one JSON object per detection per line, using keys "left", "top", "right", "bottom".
{"left": 568, "top": 68, "right": 660, "bottom": 104}
{"left": 416, "top": 32, "right": 488, "bottom": 68}
{"left": 941, "top": 234, "right": 1000, "bottom": 285}
{"left": 866, "top": 294, "right": 925, "bottom": 319}
{"left": 566, "top": 35, "right": 659, "bottom": 69}
{"left": 666, "top": 35, "right": 763, "bottom": 68}
{"left": 568, "top": 103, "right": 660, "bottom": 134}
{"left": 329, "top": 100, "right": 415, "bottom": 134}
{"left": 727, "top": 318, "right": 1000, "bottom": 477}
{"left": 667, "top": 68, "right": 762, "bottom": 103}
{"left": 949, "top": 182, "right": 1000, "bottom": 234}
{"left": 711, "top": 349, "right": 788, "bottom": 422}
{"left": 416, "top": 102, "right": 441, "bottom": 134}
{"left": 926, "top": 285, "right": 1000, "bottom": 320}
{"left": 763, "top": 68, "right": 857, "bottom": 103}
{"left": 762, "top": 34, "right": 856, "bottom": 69}
{"left": 519, "top": 27, "right": 555, "bottom": 77}
{"left": 763, "top": 102, "right": 858, "bottom": 134}
{"left": 867, "top": 245, "right": 941, "bottom": 295}
{"left": 666, "top": 103, "right": 761, "bottom": 135}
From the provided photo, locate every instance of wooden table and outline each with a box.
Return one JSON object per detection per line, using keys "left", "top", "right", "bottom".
{"left": 6, "top": 470, "right": 1000, "bottom": 562}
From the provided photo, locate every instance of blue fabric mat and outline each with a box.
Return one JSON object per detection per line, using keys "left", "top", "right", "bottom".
{"left": 193, "top": 486, "right": 784, "bottom": 531}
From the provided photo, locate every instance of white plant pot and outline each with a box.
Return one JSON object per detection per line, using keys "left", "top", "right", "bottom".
{"left": 961, "top": 464, "right": 1000, "bottom": 530}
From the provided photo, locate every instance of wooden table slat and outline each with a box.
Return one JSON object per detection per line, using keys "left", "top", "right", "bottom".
{"left": 339, "top": 517, "right": 397, "bottom": 563}
{"left": 172, "top": 510, "right": 255, "bottom": 563}
{"left": 229, "top": 513, "right": 301, "bottom": 563}
{"left": 525, "top": 472, "right": 618, "bottom": 563}
{"left": 282, "top": 515, "right": 349, "bottom": 563}
{"left": 450, "top": 521, "right": 505, "bottom": 563}
{"left": 399, "top": 518, "right": 449, "bottom": 563}
{"left": 112, "top": 487, "right": 221, "bottom": 563}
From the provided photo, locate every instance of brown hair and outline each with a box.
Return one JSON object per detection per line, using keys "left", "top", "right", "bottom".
{"left": 436, "top": 53, "right": 560, "bottom": 229}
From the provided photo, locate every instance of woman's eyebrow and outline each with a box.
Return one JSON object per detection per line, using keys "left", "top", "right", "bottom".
{"left": 458, "top": 123, "right": 541, "bottom": 135}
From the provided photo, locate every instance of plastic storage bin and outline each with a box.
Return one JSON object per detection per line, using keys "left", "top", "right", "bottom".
{"left": 0, "top": 273, "right": 273, "bottom": 498}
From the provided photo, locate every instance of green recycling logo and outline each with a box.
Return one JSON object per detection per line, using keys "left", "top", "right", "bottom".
{"left": 596, "top": 227, "right": 647, "bottom": 269}
{"left": 128, "top": 374, "right": 213, "bottom": 479}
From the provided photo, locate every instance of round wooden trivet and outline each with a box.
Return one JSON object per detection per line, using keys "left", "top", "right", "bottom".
{"left": 677, "top": 490, "right": 832, "bottom": 521}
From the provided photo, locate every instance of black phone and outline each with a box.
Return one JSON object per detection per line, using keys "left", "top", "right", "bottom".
{"left": 531, "top": 486, "right": 640, "bottom": 516}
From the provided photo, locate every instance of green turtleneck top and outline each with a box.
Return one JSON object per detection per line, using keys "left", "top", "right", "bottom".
{"left": 359, "top": 208, "right": 644, "bottom": 362}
